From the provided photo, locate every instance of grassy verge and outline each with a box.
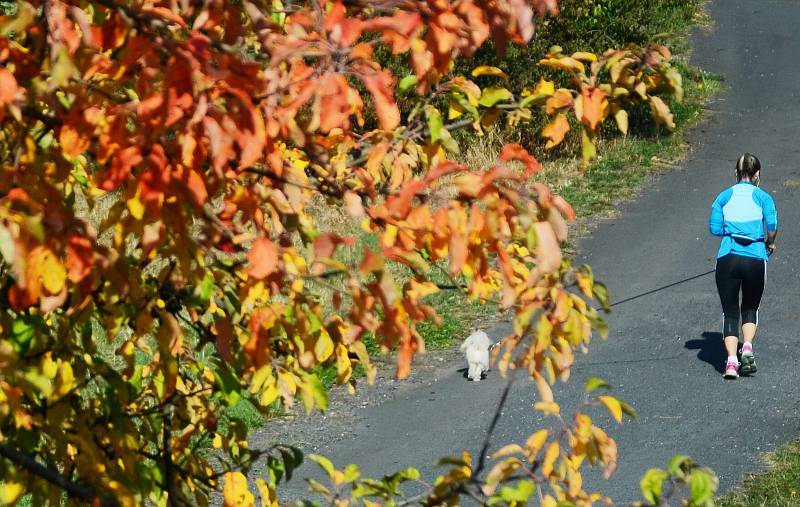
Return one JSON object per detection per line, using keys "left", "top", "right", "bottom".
{"left": 718, "top": 440, "right": 800, "bottom": 507}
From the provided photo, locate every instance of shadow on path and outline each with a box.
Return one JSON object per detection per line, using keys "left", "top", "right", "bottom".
{"left": 685, "top": 332, "right": 726, "bottom": 373}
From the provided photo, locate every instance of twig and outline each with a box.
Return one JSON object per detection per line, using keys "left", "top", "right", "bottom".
{"left": 474, "top": 368, "right": 519, "bottom": 476}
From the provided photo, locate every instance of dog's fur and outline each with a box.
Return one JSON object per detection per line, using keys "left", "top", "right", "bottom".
{"left": 459, "top": 330, "right": 495, "bottom": 381}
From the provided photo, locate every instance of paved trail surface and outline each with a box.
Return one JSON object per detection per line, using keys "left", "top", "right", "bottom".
{"left": 268, "top": 1, "right": 800, "bottom": 502}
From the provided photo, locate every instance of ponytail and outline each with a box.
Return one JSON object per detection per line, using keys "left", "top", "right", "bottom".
{"left": 735, "top": 153, "right": 761, "bottom": 181}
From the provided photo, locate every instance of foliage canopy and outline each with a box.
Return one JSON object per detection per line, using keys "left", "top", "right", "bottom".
{"left": 0, "top": 0, "right": 712, "bottom": 505}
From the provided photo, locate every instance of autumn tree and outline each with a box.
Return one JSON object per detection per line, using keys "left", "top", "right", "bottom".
{"left": 0, "top": 0, "right": 713, "bottom": 505}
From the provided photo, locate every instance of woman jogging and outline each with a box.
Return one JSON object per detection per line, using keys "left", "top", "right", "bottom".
{"left": 708, "top": 153, "right": 778, "bottom": 379}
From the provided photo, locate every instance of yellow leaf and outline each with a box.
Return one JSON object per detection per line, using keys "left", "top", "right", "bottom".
{"left": 526, "top": 429, "right": 549, "bottom": 457}
{"left": 541, "top": 442, "right": 560, "bottom": 477}
{"left": 223, "top": 471, "right": 255, "bottom": 507}
{"left": 534, "top": 372, "right": 553, "bottom": 403}
{"left": 406, "top": 279, "right": 440, "bottom": 302}
{"left": 614, "top": 108, "right": 629, "bottom": 135}
{"left": 542, "top": 495, "right": 557, "bottom": 507}
{"left": 256, "top": 479, "right": 278, "bottom": 507}
{"left": 259, "top": 384, "right": 279, "bottom": 406}
{"left": 534, "top": 401, "right": 560, "bottom": 416}
{"left": 492, "top": 444, "right": 525, "bottom": 459}
{"left": 649, "top": 96, "right": 676, "bottom": 129}
{"left": 534, "top": 78, "right": 555, "bottom": 96}
{"left": 314, "top": 329, "right": 334, "bottom": 362}
{"left": 213, "top": 434, "right": 223, "bottom": 449}
{"left": 471, "top": 66, "right": 509, "bottom": 80}
{"left": 571, "top": 51, "right": 598, "bottom": 62}
{"left": 598, "top": 395, "right": 623, "bottom": 423}
{"left": 127, "top": 192, "right": 145, "bottom": 220}
{"left": 33, "top": 247, "right": 67, "bottom": 295}
{"left": 53, "top": 361, "right": 74, "bottom": 399}
{"left": 0, "top": 481, "right": 25, "bottom": 504}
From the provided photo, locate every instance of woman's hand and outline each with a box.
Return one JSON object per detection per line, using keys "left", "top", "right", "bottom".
{"left": 767, "top": 242, "right": 776, "bottom": 255}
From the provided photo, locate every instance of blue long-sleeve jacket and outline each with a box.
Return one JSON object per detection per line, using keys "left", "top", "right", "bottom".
{"left": 709, "top": 182, "right": 778, "bottom": 261}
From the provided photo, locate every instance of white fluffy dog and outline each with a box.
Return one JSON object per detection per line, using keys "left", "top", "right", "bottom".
{"left": 459, "top": 330, "right": 495, "bottom": 381}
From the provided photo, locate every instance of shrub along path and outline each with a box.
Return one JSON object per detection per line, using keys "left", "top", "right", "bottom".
{"left": 262, "top": 0, "right": 800, "bottom": 502}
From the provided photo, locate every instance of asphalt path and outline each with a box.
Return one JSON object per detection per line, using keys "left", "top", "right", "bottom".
{"left": 272, "top": 1, "right": 800, "bottom": 502}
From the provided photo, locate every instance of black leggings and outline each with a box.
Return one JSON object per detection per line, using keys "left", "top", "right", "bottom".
{"left": 715, "top": 253, "right": 766, "bottom": 338}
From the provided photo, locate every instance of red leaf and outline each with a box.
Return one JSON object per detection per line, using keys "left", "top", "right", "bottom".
{"left": 364, "top": 12, "right": 422, "bottom": 54}
{"left": 247, "top": 238, "right": 279, "bottom": 279}
{"left": 386, "top": 180, "right": 426, "bottom": 218}
{"left": 312, "top": 233, "right": 354, "bottom": 274}
{"left": 359, "top": 250, "right": 385, "bottom": 274}
{"left": 66, "top": 235, "right": 93, "bottom": 283}
{"left": 500, "top": 144, "right": 542, "bottom": 177}
{"left": 141, "top": 6, "right": 187, "bottom": 27}
{"left": 101, "top": 146, "right": 143, "bottom": 190}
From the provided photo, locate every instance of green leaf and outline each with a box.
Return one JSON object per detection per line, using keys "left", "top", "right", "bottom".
{"left": 479, "top": 87, "right": 513, "bottom": 107}
{"left": 198, "top": 273, "right": 215, "bottom": 303}
{"left": 688, "top": 468, "right": 718, "bottom": 505}
{"left": 619, "top": 398, "right": 638, "bottom": 420}
{"left": 640, "top": 468, "right": 668, "bottom": 505}
{"left": 399, "top": 75, "right": 418, "bottom": 91}
{"left": 11, "top": 316, "right": 38, "bottom": 355}
{"left": 436, "top": 456, "right": 470, "bottom": 468}
{"left": 667, "top": 454, "right": 692, "bottom": 477}
{"left": 425, "top": 106, "right": 443, "bottom": 143}
{"left": 585, "top": 377, "right": 611, "bottom": 393}
{"left": 214, "top": 361, "right": 242, "bottom": 405}
{"left": 593, "top": 281, "right": 611, "bottom": 311}
{"left": 491, "top": 480, "right": 535, "bottom": 504}
{"left": 439, "top": 128, "right": 460, "bottom": 154}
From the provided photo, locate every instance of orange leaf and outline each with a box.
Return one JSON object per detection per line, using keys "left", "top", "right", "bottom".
{"left": 396, "top": 333, "right": 418, "bottom": 379}
{"left": 0, "top": 68, "right": 18, "bottom": 105}
{"left": 580, "top": 86, "right": 608, "bottom": 132}
{"left": 359, "top": 68, "right": 400, "bottom": 131}
{"left": 185, "top": 169, "right": 208, "bottom": 206}
{"left": 247, "top": 238, "right": 278, "bottom": 279}
{"left": 500, "top": 144, "right": 542, "bottom": 177}
{"left": 59, "top": 124, "right": 90, "bottom": 159}
{"left": 542, "top": 113, "right": 570, "bottom": 149}
{"left": 552, "top": 195, "right": 576, "bottom": 221}
{"left": 545, "top": 88, "right": 573, "bottom": 114}
{"left": 534, "top": 221, "right": 561, "bottom": 273}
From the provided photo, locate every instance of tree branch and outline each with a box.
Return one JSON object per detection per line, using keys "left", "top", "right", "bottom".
{"left": 0, "top": 443, "right": 118, "bottom": 507}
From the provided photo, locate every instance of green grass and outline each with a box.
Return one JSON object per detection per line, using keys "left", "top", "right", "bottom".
{"left": 718, "top": 441, "right": 800, "bottom": 507}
